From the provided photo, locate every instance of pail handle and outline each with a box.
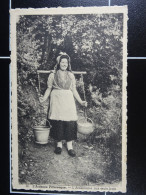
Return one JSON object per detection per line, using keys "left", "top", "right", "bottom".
{"left": 46, "top": 119, "right": 52, "bottom": 128}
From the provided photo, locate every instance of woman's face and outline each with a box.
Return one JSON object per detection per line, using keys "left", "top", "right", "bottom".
{"left": 59, "top": 58, "right": 68, "bottom": 71}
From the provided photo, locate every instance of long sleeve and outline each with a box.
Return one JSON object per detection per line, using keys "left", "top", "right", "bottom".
{"left": 41, "top": 73, "right": 54, "bottom": 102}
{"left": 69, "top": 73, "right": 76, "bottom": 91}
{"left": 47, "top": 73, "right": 54, "bottom": 89}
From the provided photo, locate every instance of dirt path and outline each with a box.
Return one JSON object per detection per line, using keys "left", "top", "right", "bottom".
{"left": 19, "top": 135, "right": 107, "bottom": 186}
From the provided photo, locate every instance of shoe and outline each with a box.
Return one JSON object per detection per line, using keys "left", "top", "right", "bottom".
{"left": 68, "top": 149, "right": 76, "bottom": 157}
{"left": 54, "top": 147, "right": 62, "bottom": 154}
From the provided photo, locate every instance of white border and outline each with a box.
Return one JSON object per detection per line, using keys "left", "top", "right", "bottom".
{"left": 10, "top": 6, "right": 128, "bottom": 193}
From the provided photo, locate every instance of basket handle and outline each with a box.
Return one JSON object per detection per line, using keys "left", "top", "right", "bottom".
{"left": 86, "top": 117, "right": 93, "bottom": 124}
{"left": 78, "top": 117, "right": 93, "bottom": 124}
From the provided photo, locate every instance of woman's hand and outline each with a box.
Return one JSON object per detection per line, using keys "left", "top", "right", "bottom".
{"left": 80, "top": 101, "right": 87, "bottom": 107}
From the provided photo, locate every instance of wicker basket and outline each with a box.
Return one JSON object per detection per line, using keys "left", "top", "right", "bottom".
{"left": 77, "top": 117, "right": 94, "bottom": 135}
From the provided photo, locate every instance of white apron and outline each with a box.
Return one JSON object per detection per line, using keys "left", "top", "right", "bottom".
{"left": 47, "top": 71, "right": 78, "bottom": 121}
{"left": 48, "top": 89, "right": 78, "bottom": 121}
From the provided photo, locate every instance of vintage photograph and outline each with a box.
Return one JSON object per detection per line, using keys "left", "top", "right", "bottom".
{"left": 10, "top": 6, "right": 127, "bottom": 193}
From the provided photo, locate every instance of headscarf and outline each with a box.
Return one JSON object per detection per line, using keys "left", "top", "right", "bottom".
{"left": 53, "top": 52, "right": 72, "bottom": 89}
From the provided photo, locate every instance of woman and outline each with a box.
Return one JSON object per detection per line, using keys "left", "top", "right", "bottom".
{"left": 40, "top": 52, "right": 87, "bottom": 157}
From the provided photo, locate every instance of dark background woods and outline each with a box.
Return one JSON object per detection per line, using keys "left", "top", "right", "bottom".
{"left": 17, "top": 14, "right": 123, "bottom": 183}
{"left": 17, "top": 14, "right": 123, "bottom": 94}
